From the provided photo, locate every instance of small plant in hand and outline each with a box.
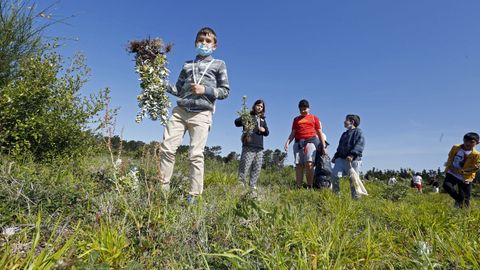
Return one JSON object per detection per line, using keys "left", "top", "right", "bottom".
{"left": 237, "top": 96, "right": 255, "bottom": 143}
{"left": 128, "top": 38, "right": 173, "bottom": 125}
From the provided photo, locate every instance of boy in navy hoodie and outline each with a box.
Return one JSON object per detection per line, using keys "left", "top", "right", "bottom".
{"left": 332, "top": 114, "right": 365, "bottom": 198}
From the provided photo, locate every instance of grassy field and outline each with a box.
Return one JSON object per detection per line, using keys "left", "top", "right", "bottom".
{"left": 0, "top": 155, "right": 479, "bottom": 269}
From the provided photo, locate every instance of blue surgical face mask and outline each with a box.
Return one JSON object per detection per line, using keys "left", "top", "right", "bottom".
{"left": 196, "top": 43, "right": 214, "bottom": 56}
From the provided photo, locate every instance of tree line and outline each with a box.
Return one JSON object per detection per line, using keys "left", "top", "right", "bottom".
{"left": 104, "top": 135, "right": 288, "bottom": 169}
{"left": 364, "top": 167, "right": 480, "bottom": 183}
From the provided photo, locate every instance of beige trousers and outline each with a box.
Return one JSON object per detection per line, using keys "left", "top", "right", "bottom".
{"left": 158, "top": 106, "right": 212, "bottom": 195}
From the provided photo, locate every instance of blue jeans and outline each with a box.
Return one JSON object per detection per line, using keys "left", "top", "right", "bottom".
{"left": 331, "top": 158, "right": 362, "bottom": 198}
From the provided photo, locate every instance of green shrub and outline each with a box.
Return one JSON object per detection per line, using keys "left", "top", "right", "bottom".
{"left": 77, "top": 220, "right": 132, "bottom": 268}
{"left": 0, "top": 0, "right": 49, "bottom": 87}
{"left": 0, "top": 50, "right": 108, "bottom": 160}
{"left": 382, "top": 182, "right": 410, "bottom": 201}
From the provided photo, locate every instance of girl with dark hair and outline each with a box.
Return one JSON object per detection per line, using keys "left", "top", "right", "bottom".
{"left": 235, "top": 99, "right": 269, "bottom": 196}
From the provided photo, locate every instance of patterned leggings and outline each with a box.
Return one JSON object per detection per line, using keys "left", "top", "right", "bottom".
{"left": 239, "top": 146, "right": 264, "bottom": 187}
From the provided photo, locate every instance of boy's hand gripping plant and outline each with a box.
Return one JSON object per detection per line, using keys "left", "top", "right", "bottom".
{"left": 237, "top": 96, "right": 255, "bottom": 143}
{"left": 128, "top": 38, "right": 172, "bottom": 125}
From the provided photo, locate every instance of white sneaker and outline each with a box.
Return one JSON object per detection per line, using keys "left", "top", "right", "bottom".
{"left": 250, "top": 186, "right": 258, "bottom": 198}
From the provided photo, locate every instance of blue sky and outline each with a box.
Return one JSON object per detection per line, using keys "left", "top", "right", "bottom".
{"left": 38, "top": 0, "right": 480, "bottom": 171}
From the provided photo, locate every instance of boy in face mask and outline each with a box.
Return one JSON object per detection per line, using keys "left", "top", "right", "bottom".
{"left": 331, "top": 114, "right": 366, "bottom": 198}
{"left": 159, "top": 27, "right": 230, "bottom": 204}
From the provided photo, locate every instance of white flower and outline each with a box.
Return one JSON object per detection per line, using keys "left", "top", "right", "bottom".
{"left": 417, "top": 241, "right": 431, "bottom": 256}
{"left": 128, "top": 166, "right": 139, "bottom": 191}
{"left": 114, "top": 158, "right": 122, "bottom": 169}
{"left": 2, "top": 226, "right": 20, "bottom": 237}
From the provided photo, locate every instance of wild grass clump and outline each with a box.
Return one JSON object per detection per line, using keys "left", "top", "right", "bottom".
{"left": 381, "top": 181, "right": 410, "bottom": 201}
{"left": 0, "top": 158, "right": 101, "bottom": 223}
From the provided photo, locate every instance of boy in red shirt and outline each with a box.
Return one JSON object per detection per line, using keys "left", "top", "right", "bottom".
{"left": 284, "top": 100, "right": 327, "bottom": 188}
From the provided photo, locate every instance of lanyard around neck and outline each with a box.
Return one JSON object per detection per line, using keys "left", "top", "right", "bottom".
{"left": 192, "top": 59, "right": 215, "bottom": 85}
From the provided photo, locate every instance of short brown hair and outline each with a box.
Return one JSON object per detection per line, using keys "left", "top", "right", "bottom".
{"left": 298, "top": 99, "right": 309, "bottom": 108}
{"left": 195, "top": 27, "right": 217, "bottom": 44}
{"left": 346, "top": 114, "right": 361, "bottom": 127}
{"left": 464, "top": 132, "right": 479, "bottom": 143}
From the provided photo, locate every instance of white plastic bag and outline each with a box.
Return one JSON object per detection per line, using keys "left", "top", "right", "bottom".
{"left": 349, "top": 163, "right": 368, "bottom": 196}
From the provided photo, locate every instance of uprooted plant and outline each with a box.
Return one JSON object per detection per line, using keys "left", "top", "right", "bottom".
{"left": 128, "top": 38, "right": 173, "bottom": 125}
{"left": 237, "top": 96, "right": 256, "bottom": 143}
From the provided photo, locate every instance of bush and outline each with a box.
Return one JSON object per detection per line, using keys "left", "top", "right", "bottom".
{"left": 0, "top": 0, "right": 50, "bottom": 87}
{"left": 0, "top": 1, "right": 108, "bottom": 160}
{"left": 0, "top": 50, "right": 108, "bottom": 160}
{"left": 382, "top": 182, "right": 410, "bottom": 201}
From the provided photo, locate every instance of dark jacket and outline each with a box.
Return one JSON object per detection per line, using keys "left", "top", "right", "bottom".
{"left": 333, "top": 128, "right": 365, "bottom": 160}
{"left": 235, "top": 115, "right": 269, "bottom": 150}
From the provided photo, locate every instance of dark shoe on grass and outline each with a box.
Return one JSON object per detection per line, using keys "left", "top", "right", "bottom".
{"left": 454, "top": 201, "right": 461, "bottom": 208}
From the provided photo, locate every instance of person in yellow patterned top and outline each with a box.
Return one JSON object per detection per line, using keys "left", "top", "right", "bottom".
{"left": 443, "top": 132, "right": 480, "bottom": 208}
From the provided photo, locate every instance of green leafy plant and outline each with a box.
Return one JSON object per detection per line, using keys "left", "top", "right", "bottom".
{"left": 0, "top": 49, "right": 109, "bottom": 160}
{"left": 128, "top": 38, "right": 172, "bottom": 125}
{"left": 78, "top": 219, "right": 131, "bottom": 268}
{"left": 0, "top": 0, "right": 56, "bottom": 87}
{"left": 237, "top": 96, "right": 255, "bottom": 143}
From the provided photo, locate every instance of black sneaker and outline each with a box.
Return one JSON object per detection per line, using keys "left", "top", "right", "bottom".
{"left": 302, "top": 183, "right": 313, "bottom": 189}
{"left": 454, "top": 201, "right": 461, "bottom": 208}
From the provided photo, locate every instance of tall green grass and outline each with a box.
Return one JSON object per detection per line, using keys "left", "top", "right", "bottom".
{"left": 0, "top": 155, "right": 479, "bottom": 269}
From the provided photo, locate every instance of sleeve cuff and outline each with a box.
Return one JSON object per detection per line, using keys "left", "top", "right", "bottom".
{"left": 204, "top": 86, "right": 216, "bottom": 100}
